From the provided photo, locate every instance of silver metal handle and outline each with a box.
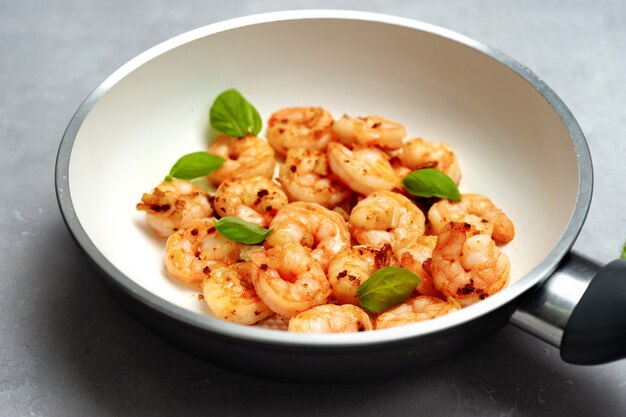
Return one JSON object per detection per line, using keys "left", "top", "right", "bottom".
{"left": 510, "top": 251, "right": 602, "bottom": 347}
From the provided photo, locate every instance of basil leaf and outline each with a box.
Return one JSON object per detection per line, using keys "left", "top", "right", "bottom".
{"left": 165, "top": 151, "right": 225, "bottom": 181}
{"left": 357, "top": 266, "right": 421, "bottom": 314}
{"left": 214, "top": 216, "right": 272, "bottom": 244}
{"left": 402, "top": 168, "right": 461, "bottom": 201}
{"left": 210, "top": 89, "right": 262, "bottom": 137}
{"left": 621, "top": 240, "right": 626, "bottom": 259}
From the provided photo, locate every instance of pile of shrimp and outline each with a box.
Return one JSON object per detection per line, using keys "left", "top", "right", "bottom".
{"left": 137, "top": 107, "right": 515, "bottom": 333}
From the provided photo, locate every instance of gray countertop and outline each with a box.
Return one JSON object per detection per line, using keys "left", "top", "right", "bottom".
{"left": 2, "top": 1, "right": 626, "bottom": 416}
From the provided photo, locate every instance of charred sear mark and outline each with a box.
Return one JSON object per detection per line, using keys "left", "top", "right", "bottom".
{"left": 257, "top": 189, "right": 269, "bottom": 198}
{"left": 151, "top": 204, "right": 171, "bottom": 212}
{"left": 422, "top": 258, "right": 433, "bottom": 275}
{"left": 260, "top": 264, "right": 268, "bottom": 271}
{"left": 374, "top": 243, "right": 393, "bottom": 269}
{"left": 337, "top": 270, "right": 348, "bottom": 279}
{"left": 207, "top": 226, "right": 216, "bottom": 233}
{"left": 457, "top": 280, "right": 475, "bottom": 295}
{"left": 202, "top": 266, "right": 211, "bottom": 275}
{"left": 190, "top": 228, "right": 199, "bottom": 236}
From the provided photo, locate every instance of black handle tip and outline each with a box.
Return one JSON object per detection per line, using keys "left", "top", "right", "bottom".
{"left": 561, "top": 259, "right": 626, "bottom": 365}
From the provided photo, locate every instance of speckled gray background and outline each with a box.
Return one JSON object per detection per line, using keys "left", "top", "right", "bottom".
{"left": 2, "top": 1, "right": 626, "bottom": 416}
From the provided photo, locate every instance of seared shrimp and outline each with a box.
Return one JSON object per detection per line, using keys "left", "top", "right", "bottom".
{"left": 267, "top": 107, "right": 335, "bottom": 155}
{"left": 165, "top": 218, "right": 240, "bottom": 287}
{"left": 398, "top": 138, "right": 462, "bottom": 184}
{"left": 424, "top": 222, "right": 510, "bottom": 306}
{"left": 390, "top": 156, "right": 413, "bottom": 180}
{"left": 207, "top": 134, "right": 275, "bottom": 186}
{"left": 327, "top": 244, "right": 394, "bottom": 305}
{"left": 214, "top": 175, "right": 288, "bottom": 227}
{"left": 333, "top": 114, "right": 406, "bottom": 150}
{"left": 251, "top": 242, "right": 330, "bottom": 318}
{"left": 279, "top": 148, "right": 352, "bottom": 208}
{"left": 396, "top": 236, "right": 444, "bottom": 298}
{"left": 288, "top": 304, "right": 373, "bottom": 333}
{"left": 255, "top": 314, "right": 289, "bottom": 330}
{"left": 327, "top": 142, "right": 400, "bottom": 195}
{"left": 136, "top": 179, "right": 212, "bottom": 237}
{"left": 349, "top": 190, "right": 426, "bottom": 251}
{"left": 428, "top": 193, "right": 515, "bottom": 244}
{"left": 375, "top": 295, "right": 461, "bottom": 329}
{"left": 265, "top": 202, "right": 350, "bottom": 271}
{"left": 202, "top": 261, "right": 273, "bottom": 325}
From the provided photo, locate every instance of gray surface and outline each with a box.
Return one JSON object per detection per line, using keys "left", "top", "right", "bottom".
{"left": 2, "top": 1, "right": 626, "bottom": 416}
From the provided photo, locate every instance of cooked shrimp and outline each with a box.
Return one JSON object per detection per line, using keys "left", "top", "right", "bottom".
{"left": 207, "top": 134, "right": 275, "bottom": 186}
{"left": 213, "top": 175, "right": 288, "bottom": 227}
{"left": 327, "top": 142, "right": 400, "bottom": 195}
{"left": 251, "top": 242, "right": 330, "bottom": 318}
{"left": 423, "top": 222, "right": 510, "bottom": 306}
{"left": 327, "top": 244, "right": 394, "bottom": 305}
{"left": 390, "top": 156, "right": 413, "bottom": 180}
{"left": 202, "top": 261, "right": 273, "bottom": 325}
{"left": 279, "top": 148, "right": 352, "bottom": 208}
{"left": 333, "top": 114, "right": 406, "bottom": 150}
{"left": 136, "top": 179, "right": 212, "bottom": 237}
{"left": 265, "top": 202, "right": 350, "bottom": 271}
{"left": 349, "top": 190, "right": 426, "bottom": 251}
{"left": 375, "top": 295, "right": 461, "bottom": 329}
{"left": 165, "top": 218, "right": 240, "bottom": 287}
{"left": 398, "top": 138, "right": 462, "bottom": 184}
{"left": 255, "top": 314, "right": 289, "bottom": 330}
{"left": 288, "top": 304, "right": 373, "bottom": 333}
{"left": 267, "top": 107, "right": 335, "bottom": 155}
{"left": 396, "top": 236, "right": 444, "bottom": 298}
{"left": 428, "top": 193, "right": 515, "bottom": 244}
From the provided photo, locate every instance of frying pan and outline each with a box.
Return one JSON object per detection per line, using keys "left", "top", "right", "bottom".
{"left": 54, "top": 10, "right": 626, "bottom": 382}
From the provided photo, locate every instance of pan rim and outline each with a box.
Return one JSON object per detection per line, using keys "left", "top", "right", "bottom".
{"left": 55, "top": 9, "right": 592, "bottom": 348}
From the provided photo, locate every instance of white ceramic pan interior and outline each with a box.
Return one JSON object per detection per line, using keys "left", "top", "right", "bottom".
{"left": 59, "top": 11, "right": 589, "bottom": 344}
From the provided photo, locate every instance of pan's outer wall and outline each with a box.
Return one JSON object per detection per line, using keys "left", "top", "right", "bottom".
{"left": 85, "top": 252, "right": 526, "bottom": 382}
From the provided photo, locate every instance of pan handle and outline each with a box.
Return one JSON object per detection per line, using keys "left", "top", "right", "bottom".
{"left": 560, "top": 257, "right": 626, "bottom": 364}
{"left": 510, "top": 251, "right": 626, "bottom": 364}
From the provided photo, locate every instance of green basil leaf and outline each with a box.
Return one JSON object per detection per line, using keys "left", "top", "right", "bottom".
{"left": 621, "top": 240, "right": 626, "bottom": 259}
{"left": 356, "top": 266, "right": 421, "bottom": 314}
{"left": 165, "top": 151, "right": 225, "bottom": 181}
{"left": 214, "top": 216, "right": 272, "bottom": 244}
{"left": 209, "top": 89, "right": 262, "bottom": 137}
{"left": 402, "top": 168, "right": 461, "bottom": 201}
